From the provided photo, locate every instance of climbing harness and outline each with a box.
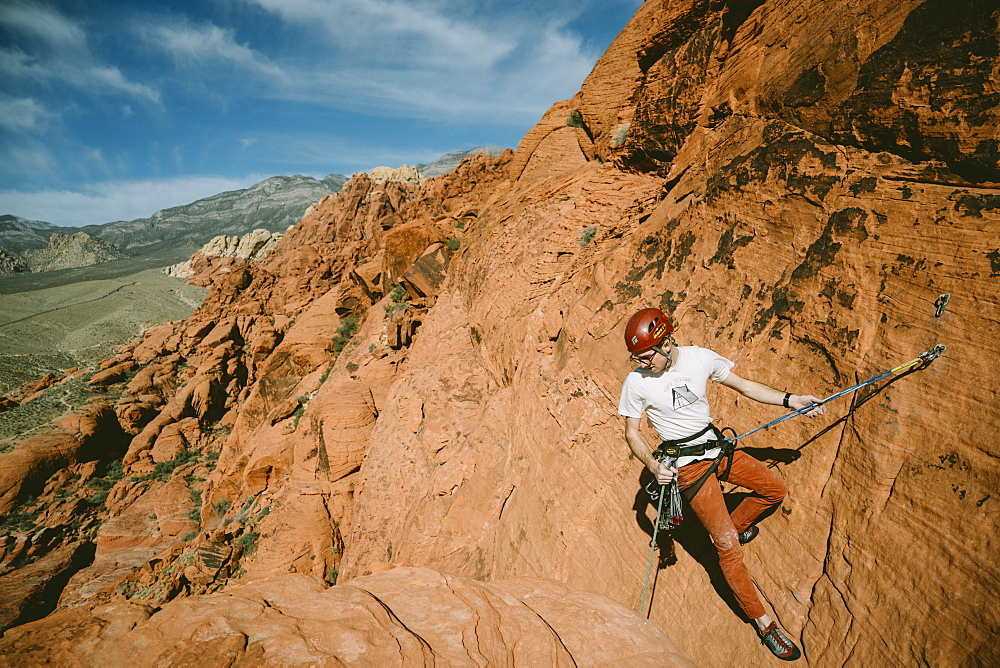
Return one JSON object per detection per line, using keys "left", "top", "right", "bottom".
{"left": 636, "top": 344, "right": 946, "bottom": 615}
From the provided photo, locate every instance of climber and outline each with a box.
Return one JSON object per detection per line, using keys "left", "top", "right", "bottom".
{"left": 619, "top": 307, "right": 826, "bottom": 662}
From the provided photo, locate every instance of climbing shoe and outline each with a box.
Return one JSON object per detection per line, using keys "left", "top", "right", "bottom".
{"left": 738, "top": 525, "right": 759, "bottom": 545}
{"left": 759, "top": 622, "right": 801, "bottom": 661}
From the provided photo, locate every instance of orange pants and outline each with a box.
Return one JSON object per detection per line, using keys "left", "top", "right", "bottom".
{"left": 678, "top": 451, "right": 788, "bottom": 620}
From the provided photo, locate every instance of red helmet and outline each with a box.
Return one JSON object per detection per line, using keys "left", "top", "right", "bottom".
{"left": 624, "top": 308, "right": 674, "bottom": 353}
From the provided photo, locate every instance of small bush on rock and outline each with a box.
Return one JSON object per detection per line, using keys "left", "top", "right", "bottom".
{"left": 331, "top": 317, "right": 359, "bottom": 356}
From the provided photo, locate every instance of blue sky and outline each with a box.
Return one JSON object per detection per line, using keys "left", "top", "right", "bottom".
{"left": 0, "top": 0, "right": 642, "bottom": 227}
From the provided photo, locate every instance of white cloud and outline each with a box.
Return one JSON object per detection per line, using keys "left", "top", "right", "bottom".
{"left": 0, "top": 143, "right": 58, "bottom": 177}
{"left": 0, "top": 1, "right": 87, "bottom": 51}
{"left": 248, "top": 0, "right": 515, "bottom": 70}
{"left": 0, "top": 96, "right": 56, "bottom": 132}
{"left": 0, "top": 2, "right": 161, "bottom": 104}
{"left": 138, "top": 0, "right": 599, "bottom": 125}
{"left": 0, "top": 175, "right": 266, "bottom": 227}
{"left": 153, "top": 21, "right": 287, "bottom": 81}
{"left": 242, "top": 132, "right": 444, "bottom": 172}
{"left": 87, "top": 65, "right": 161, "bottom": 104}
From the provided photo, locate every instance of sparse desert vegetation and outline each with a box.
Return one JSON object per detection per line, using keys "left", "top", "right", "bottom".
{"left": 0, "top": 267, "right": 206, "bottom": 396}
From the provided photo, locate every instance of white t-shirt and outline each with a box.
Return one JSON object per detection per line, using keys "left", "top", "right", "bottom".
{"left": 618, "top": 346, "right": 734, "bottom": 466}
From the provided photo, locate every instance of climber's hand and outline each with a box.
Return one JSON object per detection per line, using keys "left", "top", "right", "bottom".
{"left": 791, "top": 394, "right": 826, "bottom": 417}
{"left": 653, "top": 461, "right": 677, "bottom": 485}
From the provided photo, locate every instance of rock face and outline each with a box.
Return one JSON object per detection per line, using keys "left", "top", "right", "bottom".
{"left": 417, "top": 146, "right": 510, "bottom": 178}
{"left": 0, "top": 246, "right": 28, "bottom": 276}
{"left": 0, "top": 225, "right": 130, "bottom": 276}
{"left": 19, "top": 231, "right": 129, "bottom": 273}
{"left": 0, "top": 568, "right": 691, "bottom": 665}
{"left": 0, "top": 4, "right": 998, "bottom": 667}
{"left": 369, "top": 164, "right": 423, "bottom": 184}
{"left": 164, "top": 229, "right": 283, "bottom": 279}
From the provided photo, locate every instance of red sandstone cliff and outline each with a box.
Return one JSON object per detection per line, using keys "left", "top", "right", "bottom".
{"left": 1, "top": 1, "right": 998, "bottom": 665}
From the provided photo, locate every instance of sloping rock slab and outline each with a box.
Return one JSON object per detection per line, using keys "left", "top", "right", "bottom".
{"left": 0, "top": 567, "right": 691, "bottom": 666}
{"left": 0, "top": 541, "right": 95, "bottom": 633}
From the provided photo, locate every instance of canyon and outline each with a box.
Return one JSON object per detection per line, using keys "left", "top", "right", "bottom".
{"left": 0, "top": 0, "right": 998, "bottom": 665}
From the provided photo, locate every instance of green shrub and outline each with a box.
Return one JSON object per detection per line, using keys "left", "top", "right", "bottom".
{"left": 326, "top": 568, "right": 339, "bottom": 586}
{"left": 206, "top": 422, "right": 232, "bottom": 437}
{"left": 331, "top": 317, "right": 359, "bottom": 356}
{"left": 0, "top": 508, "right": 41, "bottom": 533}
{"left": 235, "top": 496, "right": 256, "bottom": 523}
{"left": 84, "top": 491, "right": 109, "bottom": 507}
{"left": 610, "top": 122, "right": 630, "bottom": 148}
{"left": 87, "top": 460, "right": 124, "bottom": 491}
{"left": 187, "top": 489, "right": 202, "bottom": 521}
{"left": 580, "top": 225, "right": 598, "bottom": 247}
{"left": 205, "top": 449, "right": 220, "bottom": 469}
{"left": 318, "top": 361, "right": 334, "bottom": 386}
{"left": 237, "top": 530, "right": 260, "bottom": 557}
{"left": 446, "top": 237, "right": 461, "bottom": 251}
{"left": 384, "top": 284, "right": 409, "bottom": 317}
{"left": 132, "top": 448, "right": 199, "bottom": 483}
{"left": 566, "top": 109, "right": 584, "bottom": 128}
{"left": 213, "top": 498, "right": 232, "bottom": 518}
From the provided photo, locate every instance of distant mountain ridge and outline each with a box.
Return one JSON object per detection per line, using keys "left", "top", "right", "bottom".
{"left": 0, "top": 147, "right": 511, "bottom": 277}
{"left": 82, "top": 173, "right": 349, "bottom": 252}
{"left": 0, "top": 174, "right": 348, "bottom": 277}
{"left": 0, "top": 215, "right": 76, "bottom": 253}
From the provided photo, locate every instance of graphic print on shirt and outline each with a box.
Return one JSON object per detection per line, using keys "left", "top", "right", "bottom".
{"left": 672, "top": 384, "right": 699, "bottom": 410}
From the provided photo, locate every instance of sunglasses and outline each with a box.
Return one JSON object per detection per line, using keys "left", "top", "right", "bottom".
{"left": 629, "top": 339, "right": 673, "bottom": 366}
{"left": 630, "top": 351, "right": 656, "bottom": 366}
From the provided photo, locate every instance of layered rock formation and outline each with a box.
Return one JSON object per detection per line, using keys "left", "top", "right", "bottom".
{"left": 0, "top": 214, "right": 71, "bottom": 253}
{"left": 20, "top": 231, "right": 128, "bottom": 273}
{"left": 0, "top": 228, "right": 128, "bottom": 277}
{"left": 0, "top": 247, "right": 28, "bottom": 276}
{"left": 164, "top": 229, "right": 283, "bottom": 279}
{"left": 369, "top": 165, "right": 423, "bottom": 184}
{"left": 417, "top": 146, "right": 510, "bottom": 178}
{"left": 1, "top": 1, "right": 998, "bottom": 665}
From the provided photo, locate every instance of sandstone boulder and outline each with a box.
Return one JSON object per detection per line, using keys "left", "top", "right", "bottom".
{"left": 0, "top": 404, "right": 128, "bottom": 515}
{"left": 400, "top": 242, "right": 451, "bottom": 299}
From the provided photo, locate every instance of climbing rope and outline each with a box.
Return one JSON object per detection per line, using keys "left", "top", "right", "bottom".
{"left": 638, "top": 448, "right": 684, "bottom": 615}
{"left": 762, "top": 343, "right": 946, "bottom": 468}
{"left": 730, "top": 343, "right": 946, "bottom": 443}
{"left": 638, "top": 483, "right": 666, "bottom": 616}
